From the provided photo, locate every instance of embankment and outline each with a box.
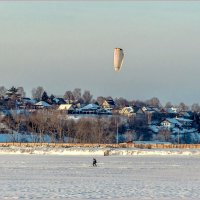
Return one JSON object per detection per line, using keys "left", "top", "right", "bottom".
{"left": 0, "top": 143, "right": 200, "bottom": 156}
{"left": 0, "top": 142, "right": 200, "bottom": 149}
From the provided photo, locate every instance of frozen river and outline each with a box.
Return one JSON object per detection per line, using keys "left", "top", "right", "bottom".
{"left": 0, "top": 155, "right": 200, "bottom": 200}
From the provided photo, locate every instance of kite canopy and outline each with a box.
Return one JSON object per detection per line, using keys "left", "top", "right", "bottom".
{"left": 114, "top": 48, "right": 124, "bottom": 72}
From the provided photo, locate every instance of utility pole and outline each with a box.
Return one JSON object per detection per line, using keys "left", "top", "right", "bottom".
{"left": 178, "top": 128, "right": 180, "bottom": 144}
{"left": 116, "top": 121, "right": 119, "bottom": 144}
{"left": 115, "top": 116, "right": 119, "bottom": 144}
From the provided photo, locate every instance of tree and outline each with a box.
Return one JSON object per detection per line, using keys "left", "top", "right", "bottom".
{"left": 178, "top": 102, "right": 189, "bottom": 112}
{"left": 123, "top": 130, "right": 136, "bottom": 142}
{"left": 32, "top": 86, "right": 44, "bottom": 100}
{"left": 165, "top": 101, "right": 173, "bottom": 108}
{"left": 96, "top": 96, "right": 105, "bottom": 106}
{"left": 41, "top": 91, "right": 49, "bottom": 102}
{"left": 50, "top": 94, "right": 55, "bottom": 100}
{"left": 191, "top": 103, "right": 200, "bottom": 113}
{"left": 115, "top": 97, "right": 129, "bottom": 107}
{"left": 157, "top": 129, "right": 171, "bottom": 142}
{"left": 6, "top": 87, "right": 21, "bottom": 108}
{"left": 146, "top": 97, "right": 161, "bottom": 108}
{"left": 6, "top": 86, "right": 19, "bottom": 98}
{"left": 0, "top": 86, "right": 7, "bottom": 97}
{"left": 82, "top": 90, "right": 93, "bottom": 104}
{"left": 17, "top": 87, "right": 26, "bottom": 98}
{"left": 75, "top": 119, "right": 96, "bottom": 143}
{"left": 64, "top": 91, "right": 74, "bottom": 102}
{"left": 73, "top": 88, "right": 82, "bottom": 101}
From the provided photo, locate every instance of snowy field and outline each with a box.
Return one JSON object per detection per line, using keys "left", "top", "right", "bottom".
{"left": 0, "top": 154, "right": 200, "bottom": 200}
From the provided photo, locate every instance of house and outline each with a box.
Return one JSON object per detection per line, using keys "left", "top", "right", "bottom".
{"left": 102, "top": 98, "right": 115, "bottom": 110}
{"left": 76, "top": 103, "right": 100, "bottom": 114}
{"left": 0, "top": 111, "right": 7, "bottom": 119}
{"left": 53, "top": 98, "right": 66, "bottom": 105}
{"left": 166, "top": 107, "right": 178, "bottom": 114}
{"left": 34, "top": 101, "right": 51, "bottom": 109}
{"left": 160, "top": 118, "right": 182, "bottom": 129}
{"left": 176, "top": 117, "right": 193, "bottom": 127}
{"left": 20, "top": 98, "right": 37, "bottom": 109}
{"left": 135, "top": 107, "right": 145, "bottom": 120}
{"left": 178, "top": 111, "right": 194, "bottom": 120}
{"left": 119, "top": 106, "right": 134, "bottom": 117}
{"left": 58, "top": 104, "right": 74, "bottom": 114}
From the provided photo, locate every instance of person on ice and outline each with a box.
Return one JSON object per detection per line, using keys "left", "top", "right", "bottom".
{"left": 93, "top": 158, "right": 97, "bottom": 167}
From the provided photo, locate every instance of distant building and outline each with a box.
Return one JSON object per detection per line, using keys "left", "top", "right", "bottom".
{"left": 102, "top": 99, "right": 115, "bottom": 110}
{"left": 58, "top": 104, "right": 74, "bottom": 114}
{"left": 160, "top": 118, "right": 182, "bottom": 129}
{"left": 34, "top": 101, "right": 51, "bottom": 109}
{"left": 119, "top": 106, "right": 134, "bottom": 117}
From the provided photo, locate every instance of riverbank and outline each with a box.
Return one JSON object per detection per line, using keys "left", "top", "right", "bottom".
{"left": 0, "top": 145, "right": 200, "bottom": 156}
{"left": 0, "top": 142, "right": 200, "bottom": 149}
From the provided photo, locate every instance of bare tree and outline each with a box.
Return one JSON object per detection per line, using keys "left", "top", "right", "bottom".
{"left": 75, "top": 119, "right": 95, "bottom": 143}
{"left": 96, "top": 96, "right": 105, "bottom": 106}
{"left": 165, "top": 101, "right": 173, "bottom": 108}
{"left": 73, "top": 88, "right": 82, "bottom": 101}
{"left": 64, "top": 91, "right": 74, "bottom": 102}
{"left": 66, "top": 119, "right": 76, "bottom": 143}
{"left": 146, "top": 97, "right": 161, "bottom": 108}
{"left": 115, "top": 97, "right": 129, "bottom": 107}
{"left": 32, "top": 86, "right": 44, "bottom": 100}
{"left": 157, "top": 129, "right": 171, "bottom": 142}
{"left": 17, "top": 87, "right": 26, "bottom": 98}
{"left": 0, "top": 86, "right": 7, "bottom": 97}
{"left": 123, "top": 130, "right": 136, "bottom": 142}
{"left": 191, "top": 103, "right": 200, "bottom": 113}
{"left": 82, "top": 90, "right": 93, "bottom": 104}
{"left": 178, "top": 102, "right": 189, "bottom": 112}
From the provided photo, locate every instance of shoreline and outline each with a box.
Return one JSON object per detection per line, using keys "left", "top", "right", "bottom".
{"left": 1, "top": 142, "right": 200, "bottom": 149}
{"left": 0, "top": 145, "right": 200, "bottom": 156}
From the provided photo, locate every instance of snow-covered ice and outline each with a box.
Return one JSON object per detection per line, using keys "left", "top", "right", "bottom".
{"left": 0, "top": 154, "right": 200, "bottom": 199}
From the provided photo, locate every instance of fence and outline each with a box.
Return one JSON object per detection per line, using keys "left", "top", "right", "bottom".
{"left": 0, "top": 142, "right": 200, "bottom": 149}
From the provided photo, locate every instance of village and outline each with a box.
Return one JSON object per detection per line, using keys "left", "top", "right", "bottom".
{"left": 0, "top": 86, "right": 200, "bottom": 144}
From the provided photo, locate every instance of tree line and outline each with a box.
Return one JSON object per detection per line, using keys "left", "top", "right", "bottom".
{"left": 1, "top": 85, "right": 200, "bottom": 112}
{"left": 2, "top": 110, "right": 121, "bottom": 143}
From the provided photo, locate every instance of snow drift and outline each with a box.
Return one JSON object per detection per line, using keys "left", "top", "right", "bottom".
{"left": 0, "top": 146, "right": 200, "bottom": 156}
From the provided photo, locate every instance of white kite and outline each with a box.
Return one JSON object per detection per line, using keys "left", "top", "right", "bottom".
{"left": 113, "top": 48, "right": 124, "bottom": 72}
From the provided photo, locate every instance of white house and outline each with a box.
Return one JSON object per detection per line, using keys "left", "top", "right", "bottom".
{"left": 76, "top": 103, "right": 100, "bottom": 114}
{"left": 160, "top": 118, "right": 182, "bottom": 129}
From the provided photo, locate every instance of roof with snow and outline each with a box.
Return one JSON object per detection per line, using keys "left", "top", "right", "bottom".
{"left": 166, "top": 107, "right": 178, "bottom": 114}
{"left": 162, "top": 118, "right": 182, "bottom": 127}
{"left": 176, "top": 117, "right": 193, "bottom": 123}
{"left": 79, "top": 103, "right": 100, "bottom": 111}
{"left": 58, "top": 104, "right": 74, "bottom": 110}
{"left": 35, "top": 101, "right": 51, "bottom": 107}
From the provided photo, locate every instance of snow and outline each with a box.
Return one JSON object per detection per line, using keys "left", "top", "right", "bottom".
{"left": 35, "top": 101, "right": 51, "bottom": 107}
{"left": 0, "top": 154, "right": 200, "bottom": 199}
{"left": 0, "top": 146, "right": 200, "bottom": 156}
{"left": 176, "top": 117, "right": 193, "bottom": 122}
{"left": 0, "top": 133, "right": 51, "bottom": 143}
{"left": 164, "top": 118, "right": 182, "bottom": 127}
{"left": 79, "top": 103, "right": 100, "bottom": 111}
{"left": 149, "top": 125, "right": 159, "bottom": 133}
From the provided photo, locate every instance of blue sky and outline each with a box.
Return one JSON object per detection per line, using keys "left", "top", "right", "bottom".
{"left": 0, "top": 2, "right": 200, "bottom": 105}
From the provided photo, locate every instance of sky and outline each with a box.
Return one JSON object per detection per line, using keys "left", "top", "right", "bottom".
{"left": 0, "top": 1, "right": 200, "bottom": 105}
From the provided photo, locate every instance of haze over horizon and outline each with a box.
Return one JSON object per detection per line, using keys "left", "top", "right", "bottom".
{"left": 0, "top": 1, "right": 200, "bottom": 105}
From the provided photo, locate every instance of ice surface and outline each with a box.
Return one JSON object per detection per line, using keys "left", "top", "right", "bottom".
{"left": 0, "top": 154, "right": 200, "bottom": 199}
